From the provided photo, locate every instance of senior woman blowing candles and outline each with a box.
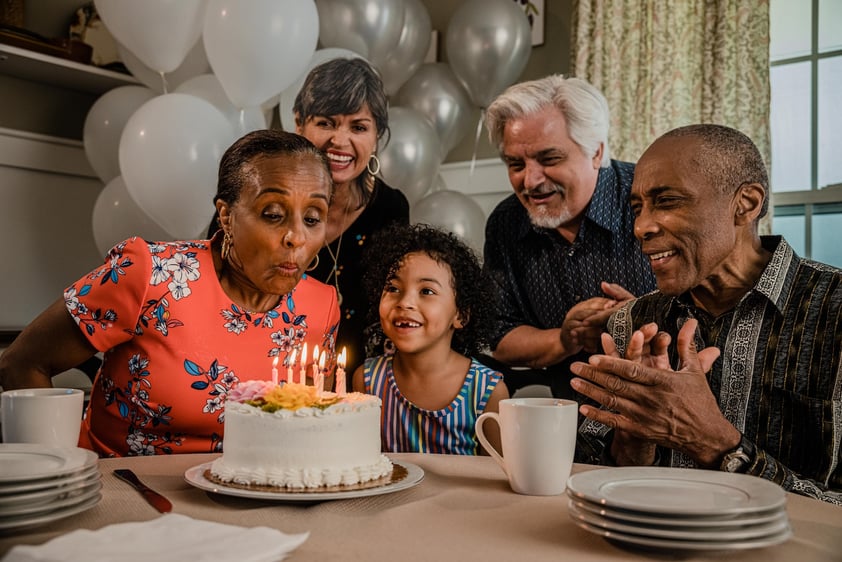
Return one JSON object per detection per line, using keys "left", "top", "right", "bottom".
{"left": 208, "top": 59, "right": 409, "bottom": 380}
{"left": 0, "top": 130, "right": 340, "bottom": 456}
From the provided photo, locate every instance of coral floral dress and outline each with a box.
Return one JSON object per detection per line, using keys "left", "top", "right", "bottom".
{"left": 66, "top": 237, "right": 339, "bottom": 457}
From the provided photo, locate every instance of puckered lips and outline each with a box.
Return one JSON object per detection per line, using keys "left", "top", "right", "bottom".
{"left": 275, "top": 260, "right": 301, "bottom": 276}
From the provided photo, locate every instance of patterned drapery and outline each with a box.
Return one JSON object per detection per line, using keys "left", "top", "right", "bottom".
{"left": 572, "top": 0, "right": 772, "bottom": 233}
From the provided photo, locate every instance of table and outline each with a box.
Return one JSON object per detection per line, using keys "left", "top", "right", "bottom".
{"left": 2, "top": 454, "right": 840, "bottom": 561}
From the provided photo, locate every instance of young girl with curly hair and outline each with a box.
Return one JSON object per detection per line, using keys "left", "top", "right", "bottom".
{"left": 352, "top": 224, "right": 508, "bottom": 455}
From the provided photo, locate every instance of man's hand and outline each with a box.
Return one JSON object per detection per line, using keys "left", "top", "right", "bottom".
{"left": 494, "top": 283, "right": 637, "bottom": 368}
{"left": 598, "top": 322, "right": 668, "bottom": 465}
{"left": 565, "top": 282, "right": 637, "bottom": 354}
{"left": 570, "top": 319, "right": 740, "bottom": 467}
{"left": 561, "top": 297, "right": 617, "bottom": 355}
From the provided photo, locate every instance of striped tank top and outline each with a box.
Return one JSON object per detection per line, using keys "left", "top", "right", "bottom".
{"left": 363, "top": 355, "right": 503, "bottom": 455}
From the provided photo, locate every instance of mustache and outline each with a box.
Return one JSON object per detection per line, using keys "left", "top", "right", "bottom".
{"left": 523, "top": 181, "right": 564, "bottom": 198}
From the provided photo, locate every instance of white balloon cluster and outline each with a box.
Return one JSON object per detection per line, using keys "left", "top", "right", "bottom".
{"left": 84, "top": 0, "right": 532, "bottom": 255}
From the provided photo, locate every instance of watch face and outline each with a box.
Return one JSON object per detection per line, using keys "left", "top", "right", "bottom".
{"left": 722, "top": 448, "right": 750, "bottom": 472}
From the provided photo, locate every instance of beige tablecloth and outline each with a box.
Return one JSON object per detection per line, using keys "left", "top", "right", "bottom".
{"left": 2, "top": 453, "right": 840, "bottom": 561}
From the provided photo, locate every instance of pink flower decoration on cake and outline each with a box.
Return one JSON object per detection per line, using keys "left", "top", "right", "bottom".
{"left": 227, "top": 379, "right": 277, "bottom": 403}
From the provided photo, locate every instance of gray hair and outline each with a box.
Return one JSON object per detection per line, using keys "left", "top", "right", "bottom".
{"left": 485, "top": 75, "right": 611, "bottom": 167}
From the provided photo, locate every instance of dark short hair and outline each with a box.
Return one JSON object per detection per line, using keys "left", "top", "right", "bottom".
{"left": 657, "top": 124, "right": 769, "bottom": 218}
{"left": 293, "top": 58, "right": 390, "bottom": 144}
{"left": 214, "top": 129, "right": 332, "bottom": 207}
{"left": 362, "top": 224, "right": 498, "bottom": 356}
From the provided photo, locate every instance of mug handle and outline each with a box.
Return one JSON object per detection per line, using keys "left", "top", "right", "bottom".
{"left": 475, "top": 412, "right": 506, "bottom": 474}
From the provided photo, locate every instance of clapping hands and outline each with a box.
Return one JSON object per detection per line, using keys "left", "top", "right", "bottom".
{"left": 570, "top": 319, "right": 741, "bottom": 468}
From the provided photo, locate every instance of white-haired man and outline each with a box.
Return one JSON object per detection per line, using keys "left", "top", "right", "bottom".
{"left": 482, "top": 75, "right": 655, "bottom": 398}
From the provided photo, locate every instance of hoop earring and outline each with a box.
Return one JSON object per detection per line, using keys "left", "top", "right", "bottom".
{"left": 306, "top": 253, "right": 320, "bottom": 272}
{"left": 367, "top": 154, "right": 381, "bottom": 175}
{"left": 221, "top": 231, "right": 233, "bottom": 260}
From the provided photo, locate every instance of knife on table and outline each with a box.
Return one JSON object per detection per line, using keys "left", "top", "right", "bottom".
{"left": 113, "top": 468, "right": 173, "bottom": 513}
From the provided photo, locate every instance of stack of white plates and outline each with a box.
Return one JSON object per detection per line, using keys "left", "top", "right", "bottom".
{"left": 0, "top": 444, "right": 101, "bottom": 533}
{"left": 566, "top": 467, "right": 792, "bottom": 552}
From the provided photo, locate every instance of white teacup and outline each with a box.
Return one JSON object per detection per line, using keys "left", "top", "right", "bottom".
{"left": 1, "top": 388, "right": 84, "bottom": 447}
{"left": 476, "top": 397, "right": 578, "bottom": 496}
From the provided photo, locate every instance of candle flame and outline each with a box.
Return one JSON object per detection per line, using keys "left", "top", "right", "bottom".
{"left": 272, "top": 355, "right": 279, "bottom": 368}
{"left": 338, "top": 347, "right": 347, "bottom": 367}
{"left": 318, "top": 349, "right": 326, "bottom": 369}
{"left": 288, "top": 347, "right": 297, "bottom": 364}
{"left": 313, "top": 344, "right": 320, "bottom": 362}
{"left": 300, "top": 342, "right": 308, "bottom": 367}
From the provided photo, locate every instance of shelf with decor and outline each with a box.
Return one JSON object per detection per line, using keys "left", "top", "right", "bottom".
{"left": 0, "top": 42, "right": 137, "bottom": 94}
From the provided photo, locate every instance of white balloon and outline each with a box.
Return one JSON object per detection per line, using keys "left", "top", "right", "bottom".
{"left": 83, "top": 85, "right": 157, "bottom": 184}
{"left": 119, "top": 93, "right": 236, "bottom": 239}
{"left": 94, "top": 0, "right": 205, "bottom": 73}
{"left": 445, "top": 0, "right": 532, "bottom": 108}
{"left": 117, "top": 39, "right": 211, "bottom": 94}
{"left": 204, "top": 0, "right": 320, "bottom": 109}
{"left": 316, "top": 0, "right": 406, "bottom": 68}
{"left": 378, "top": 107, "right": 442, "bottom": 204}
{"left": 278, "top": 48, "right": 362, "bottom": 132}
{"left": 177, "top": 74, "right": 267, "bottom": 135}
{"left": 92, "top": 176, "right": 172, "bottom": 256}
{"left": 393, "top": 63, "right": 473, "bottom": 157}
{"left": 379, "top": 0, "right": 431, "bottom": 96}
{"left": 411, "top": 189, "right": 487, "bottom": 254}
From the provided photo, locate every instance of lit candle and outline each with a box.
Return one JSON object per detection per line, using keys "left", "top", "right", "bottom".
{"left": 286, "top": 348, "right": 297, "bottom": 384}
{"left": 315, "top": 349, "right": 326, "bottom": 396}
{"left": 311, "top": 345, "right": 320, "bottom": 387}
{"left": 271, "top": 355, "right": 279, "bottom": 385}
{"left": 299, "top": 342, "right": 308, "bottom": 385}
{"left": 335, "top": 347, "right": 347, "bottom": 396}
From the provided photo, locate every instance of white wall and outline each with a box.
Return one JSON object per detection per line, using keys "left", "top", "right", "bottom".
{"left": 0, "top": 128, "right": 104, "bottom": 330}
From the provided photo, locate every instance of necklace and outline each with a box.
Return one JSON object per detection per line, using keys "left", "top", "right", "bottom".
{"left": 325, "top": 196, "right": 354, "bottom": 307}
{"left": 325, "top": 233, "right": 344, "bottom": 306}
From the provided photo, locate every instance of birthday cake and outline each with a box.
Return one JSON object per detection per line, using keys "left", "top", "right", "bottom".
{"left": 210, "top": 380, "right": 393, "bottom": 490}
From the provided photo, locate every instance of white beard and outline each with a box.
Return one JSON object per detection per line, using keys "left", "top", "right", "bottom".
{"left": 524, "top": 181, "right": 572, "bottom": 229}
{"left": 528, "top": 207, "right": 573, "bottom": 229}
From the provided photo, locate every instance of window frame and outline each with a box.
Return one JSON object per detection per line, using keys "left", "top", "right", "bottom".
{"left": 770, "top": 0, "right": 842, "bottom": 259}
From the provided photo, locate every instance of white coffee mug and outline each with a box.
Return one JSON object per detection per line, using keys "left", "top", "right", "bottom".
{"left": 1, "top": 388, "right": 84, "bottom": 447}
{"left": 476, "top": 397, "right": 578, "bottom": 496}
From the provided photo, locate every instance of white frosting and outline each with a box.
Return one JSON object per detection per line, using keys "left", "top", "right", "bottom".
{"left": 211, "top": 393, "right": 392, "bottom": 489}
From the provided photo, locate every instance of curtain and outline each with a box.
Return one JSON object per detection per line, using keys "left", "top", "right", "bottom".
{"left": 572, "top": 0, "right": 772, "bottom": 233}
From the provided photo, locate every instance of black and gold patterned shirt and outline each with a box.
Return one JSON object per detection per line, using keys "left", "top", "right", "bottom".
{"left": 591, "top": 236, "right": 842, "bottom": 504}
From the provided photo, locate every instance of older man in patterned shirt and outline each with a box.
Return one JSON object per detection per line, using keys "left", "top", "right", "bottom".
{"left": 482, "top": 75, "right": 656, "bottom": 398}
{"left": 572, "top": 124, "right": 842, "bottom": 504}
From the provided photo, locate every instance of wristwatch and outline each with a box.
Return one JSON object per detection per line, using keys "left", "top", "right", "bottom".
{"left": 720, "top": 435, "right": 754, "bottom": 473}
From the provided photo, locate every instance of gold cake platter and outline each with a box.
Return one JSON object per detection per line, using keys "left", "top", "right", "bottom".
{"left": 184, "top": 460, "right": 423, "bottom": 502}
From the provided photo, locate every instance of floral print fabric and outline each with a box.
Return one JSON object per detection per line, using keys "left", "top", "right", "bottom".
{"left": 572, "top": 0, "right": 772, "bottom": 233}
{"left": 68, "top": 237, "right": 340, "bottom": 456}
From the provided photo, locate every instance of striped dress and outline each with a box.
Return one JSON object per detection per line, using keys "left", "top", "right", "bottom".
{"left": 362, "top": 355, "right": 503, "bottom": 455}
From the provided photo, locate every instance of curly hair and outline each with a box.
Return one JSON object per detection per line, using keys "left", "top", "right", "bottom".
{"left": 362, "top": 224, "right": 498, "bottom": 357}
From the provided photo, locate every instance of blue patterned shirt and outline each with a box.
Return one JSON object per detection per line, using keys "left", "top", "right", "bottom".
{"left": 483, "top": 160, "right": 656, "bottom": 392}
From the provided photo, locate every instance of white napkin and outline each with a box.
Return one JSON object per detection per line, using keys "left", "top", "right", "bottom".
{"left": 3, "top": 513, "right": 308, "bottom": 562}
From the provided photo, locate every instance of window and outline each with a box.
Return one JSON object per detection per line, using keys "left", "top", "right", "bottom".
{"left": 770, "top": 0, "right": 842, "bottom": 267}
